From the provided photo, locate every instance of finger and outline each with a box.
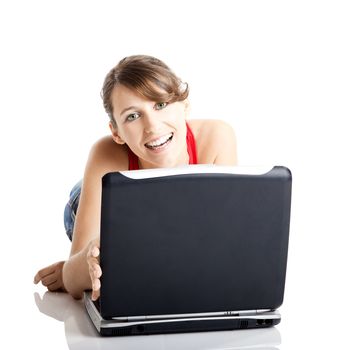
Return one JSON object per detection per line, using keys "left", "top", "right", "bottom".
{"left": 91, "top": 246, "right": 100, "bottom": 258}
{"left": 88, "top": 270, "right": 101, "bottom": 295}
{"left": 34, "top": 270, "right": 48, "bottom": 284}
{"left": 92, "top": 278, "right": 100, "bottom": 292}
{"left": 34, "top": 264, "right": 57, "bottom": 283}
{"left": 87, "top": 258, "right": 100, "bottom": 279}
{"left": 47, "top": 280, "right": 63, "bottom": 292}
{"left": 88, "top": 274, "right": 99, "bottom": 298}
{"left": 94, "top": 264, "right": 102, "bottom": 278}
{"left": 34, "top": 265, "right": 56, "bottom": 283}
{"left": 92, "top": 284, "right": 100, "bottom": 301}
{"left": 92, "top": 291, "right": 100, "bottom": 301}
{"left": 89, "top": 261, "right": 101, "bottom": 275}
{"left": 34, "top": 272, "right": 41, "bottom": 284}
{"left": 41, "top": 274, "right": 58, "bottom": 287}
{"left": 88, "top": 259, "right": 99, "bottom": 276}
{"left": 87, "top": 255, "right": 99, "bottom": 265}
{"left": 87, "top": 246, "right": 99, "bottom": 264}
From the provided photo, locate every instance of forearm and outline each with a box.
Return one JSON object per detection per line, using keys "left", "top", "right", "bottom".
{"left": 62, "top": 248, "right": 91, "bottom": 299}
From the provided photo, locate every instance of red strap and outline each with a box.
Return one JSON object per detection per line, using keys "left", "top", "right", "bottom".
{"left": 128, "top": 122, "right": 198, "bottom": 170}
{"left": 128, "top": 146, "right": 139, "bottom": 170}
{"left": 186, "top": 122, "right": 198, "bottom": 164}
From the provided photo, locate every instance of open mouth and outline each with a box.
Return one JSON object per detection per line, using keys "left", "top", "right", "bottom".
{"left": 145, "top": 132, "right": 174, "bottom": 150}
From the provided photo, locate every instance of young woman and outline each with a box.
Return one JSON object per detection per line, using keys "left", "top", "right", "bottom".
{"left": 34, "top": 55, "right": 237, "bottom": 301}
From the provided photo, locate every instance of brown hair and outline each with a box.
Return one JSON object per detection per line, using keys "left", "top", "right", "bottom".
{"left": 101, "top": 55, "right": 189, "bottom": 127}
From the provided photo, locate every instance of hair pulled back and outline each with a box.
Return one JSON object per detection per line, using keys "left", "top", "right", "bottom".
{"left": 101, "top": 55, "right": 189, "bottom": 127}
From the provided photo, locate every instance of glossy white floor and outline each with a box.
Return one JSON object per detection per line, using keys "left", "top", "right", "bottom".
{"left": 33, "top": 291, "right": 282, "bottom": 349}
{"left": 2, "top": 1, "right": 350, "bottom": 349}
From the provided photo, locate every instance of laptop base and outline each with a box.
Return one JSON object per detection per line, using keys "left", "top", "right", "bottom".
{"left": 84, "top": 292, "right": 280, "bottom": 337}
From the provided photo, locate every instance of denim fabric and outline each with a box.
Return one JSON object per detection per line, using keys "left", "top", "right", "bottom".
{"left": 63, "top": 180, "right": 82, "bottom": 241}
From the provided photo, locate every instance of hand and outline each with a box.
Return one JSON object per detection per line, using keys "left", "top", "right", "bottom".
{"left": 34, "top": 261, "right": 66, "bottom": 292}
{"left": 86, "top": 238, "right": 102, "bottom": 301}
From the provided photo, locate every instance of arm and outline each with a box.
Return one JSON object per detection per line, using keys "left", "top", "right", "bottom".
{"left": 62, "top": 138, "right": 113, "bottom": 299}
{"left": 35, "top": 137, "right": 126, "bottom": 300}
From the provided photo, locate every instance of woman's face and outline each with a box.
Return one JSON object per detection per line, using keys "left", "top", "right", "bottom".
{"left": 110, "top": 84, "right": 189, "bottom": 169}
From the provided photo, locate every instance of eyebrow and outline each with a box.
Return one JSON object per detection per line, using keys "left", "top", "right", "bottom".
{"left": 120, "top": 106, "right": 138, "bottom": 117}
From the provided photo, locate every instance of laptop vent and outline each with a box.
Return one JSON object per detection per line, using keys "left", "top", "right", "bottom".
{"left": 239, "top": 320, "right": 249, "bottom": 329}
{"left": 111, "top": 328, "right": 132, "bottom": 336}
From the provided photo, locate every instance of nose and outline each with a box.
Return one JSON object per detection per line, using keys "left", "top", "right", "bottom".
{"left": 143, "top": 112, "right": 161, "bottom": 134}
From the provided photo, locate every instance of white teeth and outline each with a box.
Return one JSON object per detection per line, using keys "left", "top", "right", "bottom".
{"left": 146, "top": 133, "right": 173, "bottom": 147}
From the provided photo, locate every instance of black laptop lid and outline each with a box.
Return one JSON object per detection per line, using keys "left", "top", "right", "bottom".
{"left": 99, "top": 165, "right": 292, "bottom": 319}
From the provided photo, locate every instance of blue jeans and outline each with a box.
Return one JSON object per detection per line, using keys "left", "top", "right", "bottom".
{"left": 63, "top": 180, "right": 82, "bottom": 241}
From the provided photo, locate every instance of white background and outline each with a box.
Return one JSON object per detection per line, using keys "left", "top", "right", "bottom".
{"left": 1, "top": 0, "right": 349, "bottom": 348}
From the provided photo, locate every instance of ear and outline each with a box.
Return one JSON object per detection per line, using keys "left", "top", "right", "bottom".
{"left": 183, "top": 99, "right": 190, "bottom": 119}
{"left": 109, "top": 122, "right": 125, "bottom": 145}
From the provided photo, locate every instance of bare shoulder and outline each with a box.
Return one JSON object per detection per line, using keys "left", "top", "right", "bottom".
{"left": 187, "top": 119, "right": 237, "bottom": 165}
{"left": 187, "top": 119, "right": 235, "bottom": 135}
{"left": 85, "top": 135, "right": 129, "bottom": 177}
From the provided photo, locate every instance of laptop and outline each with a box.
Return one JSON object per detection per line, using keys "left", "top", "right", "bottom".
{"left": 84, "top": 165, "right": 292, "bottom": 336}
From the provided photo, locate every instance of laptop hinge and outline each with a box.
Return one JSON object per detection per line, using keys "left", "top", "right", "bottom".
{"left": 236, "top": 309, "right": 271, "bottom": 316}
{"left": 224, "top": 309, "right": 271, "bottom": 316}
{"left": 112, "top": 309, "right": 272, "bottom": 321}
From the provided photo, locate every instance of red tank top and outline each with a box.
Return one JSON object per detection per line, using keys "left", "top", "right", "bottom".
{"left": 128, "top": 123, "right": 197, "bottom": 170}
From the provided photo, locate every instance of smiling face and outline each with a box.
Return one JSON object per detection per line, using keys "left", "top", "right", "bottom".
{"left": 110, "top": 84, "right": 189, "bottom": 169}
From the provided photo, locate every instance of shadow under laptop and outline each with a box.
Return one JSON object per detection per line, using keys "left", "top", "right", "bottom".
{"left": 34, "top": 291, "right": 281, "bottom": 350}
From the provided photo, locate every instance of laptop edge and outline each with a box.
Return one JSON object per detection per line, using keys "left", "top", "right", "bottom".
{"left": 84, "top": 292, "right": 281, "bottom": 336}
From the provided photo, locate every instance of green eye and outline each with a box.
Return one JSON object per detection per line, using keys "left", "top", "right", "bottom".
{"left": 126, "top": 113, "right": 140, "bottom": 122}
{"left": 155, "top": 102, "right": 168, "bottom": 110}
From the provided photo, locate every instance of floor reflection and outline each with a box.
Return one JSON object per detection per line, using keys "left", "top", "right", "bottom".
{"left": 34, "top": 291, "right": 281, "bottom": 350}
